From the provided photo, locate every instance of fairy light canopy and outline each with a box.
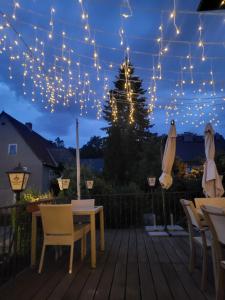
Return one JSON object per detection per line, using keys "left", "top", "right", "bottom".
{"left": 0, "top": 0, "right": 225, "bottom": 135}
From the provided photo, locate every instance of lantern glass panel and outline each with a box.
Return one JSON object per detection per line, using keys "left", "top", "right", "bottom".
{"left": 147, "top": 177, "right": 156, "bottom": 187}
{"left": 86, "top": 180, "right": 94, "bottom": 189}
{"left": 9, "top": 173, "right": 25, "bottom": 191}
{"left": 57, "top": 178, "right": 63, "bottom": 190}
{"left": 62, "top": 179, "right": 70, "bottom": 189}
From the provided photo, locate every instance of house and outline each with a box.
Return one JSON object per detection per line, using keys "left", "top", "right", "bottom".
{"left": 176, "top": 132, "right": 225, "bottom": 173}
{"left": 0, "top": 111, "right": 75, "bottom": 206}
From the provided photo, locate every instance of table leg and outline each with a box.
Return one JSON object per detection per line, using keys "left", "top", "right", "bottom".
{"left": 90, "top": 214, "right": 96, "bottom": 268}
{"left": 100, "top": 209, "right": 105, "bottom": 251}
{"left": 31, "top": 214, "right": 37, "bottom": 267}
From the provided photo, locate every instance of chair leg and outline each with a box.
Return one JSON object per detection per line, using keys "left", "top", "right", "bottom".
{"left": 69, "top": 244, "right": 74, "bottom": 274}
{"left": 189, "top": 238, "right": 196, "bottom": 272}
{"left": 38, "top": 243, "right": 46, "bottom": 274}
{"left": 201, "top": 245, "right": 208, "bottom": 290}
{"left": 216, "top": 267, "right": 225, "bottom": 300}
{"left": 83, "top": 234, "right": 87, "bottom": 258}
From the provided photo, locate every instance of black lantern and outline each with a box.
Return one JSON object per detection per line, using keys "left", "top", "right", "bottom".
{"left": 7, "top": 163, "right": 30, "bottom": 201}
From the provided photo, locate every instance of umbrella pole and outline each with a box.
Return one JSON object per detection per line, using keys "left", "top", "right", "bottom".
{"left": 76, "top": 118, "right": 81, "bottom": 200}
{"left": 160, "top": 137, "right": 168, "bottom": 232}
{"left": 161, "top": 188, "right": 167, "bottom": 231}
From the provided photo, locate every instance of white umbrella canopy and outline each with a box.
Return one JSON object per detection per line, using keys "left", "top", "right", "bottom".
{"left": 202, "top": 123, "right": 224, "bottom": 197}
{"left": 159, "top": 122, "right": 177, "bottom": 189}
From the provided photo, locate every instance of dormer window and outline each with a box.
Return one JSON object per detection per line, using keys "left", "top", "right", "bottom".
{"left": 8, "top": 144, "right": 17, "bottom": 155}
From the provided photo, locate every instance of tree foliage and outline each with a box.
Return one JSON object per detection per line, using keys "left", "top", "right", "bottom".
{"left": 80, "top": 136, "right": 104, "bottom": 158}
{"left": 102, "top": 59, "right": 156, "bottom": 186}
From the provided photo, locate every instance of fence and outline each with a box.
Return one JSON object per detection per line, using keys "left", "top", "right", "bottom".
{"left": 0, "top": 191, "right": 202, "bottom": 285}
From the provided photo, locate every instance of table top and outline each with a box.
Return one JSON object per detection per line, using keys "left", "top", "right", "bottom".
{"left": 33, "top": 205, "right": 103, "bottom": 216}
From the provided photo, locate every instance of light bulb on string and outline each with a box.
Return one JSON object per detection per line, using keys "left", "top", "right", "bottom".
{"left": 12, "top": 1, "right": 20, "bottom": 20}
{"left": 169, "top": 0, "right": 180, "bottom": 35}
{"left": 48, "top": 7, "right": 55, "bottom": 40}
{"left": 120, "top": 0, "right": 133, "bottom": 19}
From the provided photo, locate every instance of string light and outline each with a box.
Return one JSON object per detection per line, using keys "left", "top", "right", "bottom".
{"left": 0, "top": 2, "right": 225, "bottom": 128}
{"left": 120, "top": 0, "right": 133, "bottom": 19}
{"left": 12, "top": 1, "right": 20, "bottom": 20}
{"left": 198, "top": 16, "right": 206, "bottom": 62}
{"left": 48, "top": 7, "right": 55, "bottom": 40}
{"left": 170, "top": 0, "right": 180, "bottom": 35}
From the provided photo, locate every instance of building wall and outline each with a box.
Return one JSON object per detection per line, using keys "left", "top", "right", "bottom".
{"left": 42, "top": 165, "right": 56, "bottom": 193}
{"left": 0, "top": 115, "right": 43, "bottom": 206}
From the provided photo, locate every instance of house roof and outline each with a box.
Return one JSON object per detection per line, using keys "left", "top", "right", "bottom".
{"left": 0, "top": 111, "right": 58, "bottom": 167}
{"left": 176, "top": 133, "right": 225, "bottom": 163}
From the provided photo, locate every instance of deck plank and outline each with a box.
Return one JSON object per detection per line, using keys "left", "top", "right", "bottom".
{"left": 78, "top": 230, "right": 117, "bottom": 300}
{"left": 125, "top": 229, "right": 141, "bottom": 300}
{"left": 170, "top": 237, "right": 215, "bottom": 300}
{"left": 143, "top": 234, "right": 173, "bottom": 300}
{"left": 0, "top": 230, "right": 217, "bottom": 300}
{"left": 93, "top": 230, "right": 123, "bottom": 300}
{"left": 160, "top": 237, "right": 206, "bottom": 300}
{"left": 109, "top": 229, "right": 129, "bottom": 300}
{"left": 136, "top": 230, "right": 156, "bottom": 300}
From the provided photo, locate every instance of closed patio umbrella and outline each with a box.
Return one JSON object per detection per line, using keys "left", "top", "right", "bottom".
{"left": 159, "top": 121, "right": 177, "bottom": 189}
{"left": 202, "top": 123, "right": 224, "bottom": 198}
{"left": 159, "top": 121, "right": 176, "bottom": 230}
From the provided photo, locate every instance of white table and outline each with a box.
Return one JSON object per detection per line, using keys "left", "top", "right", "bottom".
{"left": 31, "top": 206, "right": 104, "bottom": 269}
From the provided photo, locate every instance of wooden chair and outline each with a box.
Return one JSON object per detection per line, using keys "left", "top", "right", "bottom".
{"left": 38, "top": 204, "right": 87, "bottom": 274}
{"left": 180, "top": 199, "right": 211, "bottom": 290}
{"left": 202, "top": 205, "right": 225, "bottom": 300}
{"left": 71, "top": 200, "right": 94, "bottom": 257}
{"left": 195, "top": 198, "right": 225, "bottom": 209}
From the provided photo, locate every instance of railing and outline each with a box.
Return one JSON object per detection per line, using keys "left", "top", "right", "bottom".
{"left": 0, "top": 191, "right": 203, "bottom": 286}
{"left": 92, "top": 190, "right": 203, "bottom": 228}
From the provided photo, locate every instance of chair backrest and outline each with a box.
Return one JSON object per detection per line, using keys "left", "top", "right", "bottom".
{"left": 202, "top": 205, "right": 225, "bottom": 245}
{"left": 180, "top": 199, "right": 201, "bottom": 229}
{"left": 39, "top": 204, "right": 73, "bottom": 235}
{"left": 195, "top": 198, "right": 225, "bottom": 209}
{"left": 71, "top": 199, "right": 95, "bottom": 209}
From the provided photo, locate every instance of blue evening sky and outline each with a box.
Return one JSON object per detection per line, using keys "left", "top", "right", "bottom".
{"left": 0, "top": 0, "right": 225, "bottom": 146}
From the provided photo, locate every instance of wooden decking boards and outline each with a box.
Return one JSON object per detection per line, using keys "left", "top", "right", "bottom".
{"left": 0, "top": 229, "right": 216, "bottom": 300}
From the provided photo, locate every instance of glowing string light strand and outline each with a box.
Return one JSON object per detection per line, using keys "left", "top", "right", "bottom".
{"left": 170, "top": 0, "right": 180, "bottom": 35}
{"left": 48, "top": 7, "right": 55, "bottom": 40}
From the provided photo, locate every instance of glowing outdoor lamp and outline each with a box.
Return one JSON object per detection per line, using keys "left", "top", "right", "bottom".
{"left": 57, "top": 177, "right": 70, "bottom": 191}
{"left": 85, "top": 180, "right": 94, "bottom": 190}
{"left": 6, "top": 163, "right": 30, "bottom": 202}
{"left": 147, "top": 177, "right": 156, "bottom": 187}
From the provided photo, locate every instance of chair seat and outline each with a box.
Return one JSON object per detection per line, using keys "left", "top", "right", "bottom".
{"left": 221, "top": 261, "right": 225, "bottom": 269}
{"left": 193, "top": 236, "right": 211, "bottom": 248}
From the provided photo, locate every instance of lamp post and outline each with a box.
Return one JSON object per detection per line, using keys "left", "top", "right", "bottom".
{"left": 147, "top": 176, "right": 156, "bottom": 227}
{"left": 6, "top": 163, "right": 30, "bottom": 202}
{"left": 57, "top": 177, "right": 70, "bottom": 195}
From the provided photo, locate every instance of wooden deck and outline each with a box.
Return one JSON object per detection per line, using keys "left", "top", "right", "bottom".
{"left": 0, "top": 229, "right": 216, "bottom": 300}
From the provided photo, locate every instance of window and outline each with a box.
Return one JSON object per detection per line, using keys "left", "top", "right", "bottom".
{"left": 8, "top": 144, "right": 17, "bottom": 155}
